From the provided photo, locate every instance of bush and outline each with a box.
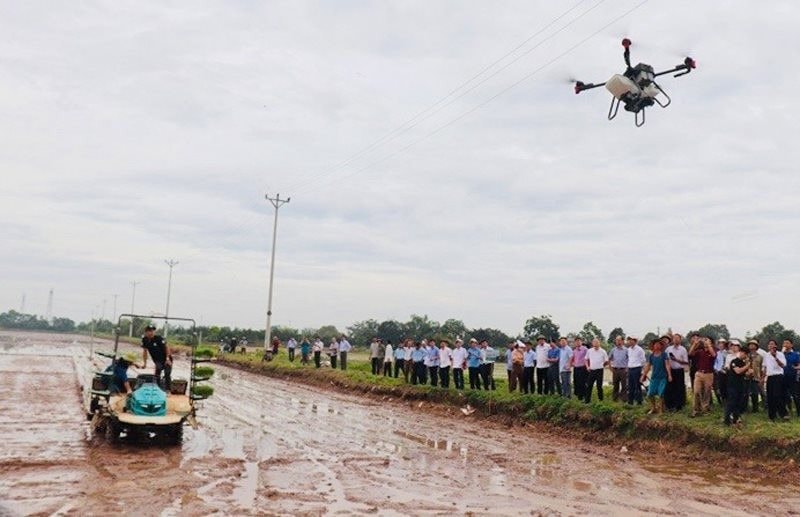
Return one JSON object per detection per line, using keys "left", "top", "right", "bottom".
{"left": 194, "top": 347, "right": 216, "bottom": 358}
{"left": 192, "top": 384, "right": 214, "bottom": 398}
{"left": 194, "top": 366, "right": 215, "bottom": 379}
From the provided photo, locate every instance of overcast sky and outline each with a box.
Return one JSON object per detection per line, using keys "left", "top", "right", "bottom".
{"left": 1, "top": 0, "right": 797, "bottom": 339}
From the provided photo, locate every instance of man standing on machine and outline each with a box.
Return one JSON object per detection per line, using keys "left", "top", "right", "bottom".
{"left": 141, "top": 324, "right": 173, "bottom": 390}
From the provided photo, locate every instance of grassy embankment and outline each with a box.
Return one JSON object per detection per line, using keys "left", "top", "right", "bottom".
{"left": 212, "top": 349, "right": 800, "bottom": 461}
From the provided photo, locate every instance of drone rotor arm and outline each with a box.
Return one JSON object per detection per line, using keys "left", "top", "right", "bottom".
{"left": 575, "top": 81, "right": 606, "bottom": 94}
{"left": 654, "top": 57, "right": 697, "bottom": 78}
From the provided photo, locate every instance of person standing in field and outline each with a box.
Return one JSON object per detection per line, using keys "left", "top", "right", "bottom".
{"left": 609, "top": 336, "right": 629, "bottom": 403}
{"left": 403, "top": 339, "right": 413, "bottom": 382}
{"left": 383, "top": 340, "right": 394, "bottom": 377}
{"left": 438, "top": 340, "right": 453, "bottom": 389}
{"left": 411, "top": 342, "right": 426, "bottom": 385}
{"left": 724, "top": 342, "right": 749, "bottom": 425}
{"left": 484, "top": 340, "right": 498, "bottom": 390}
{"left": 467, "top": 339, "right": 482, "bottom": 390}
{"left": 393, "top": 341, "right": 405, "bottom": 378}
{"left": 287, "top": 337, "right": 297, "bottom": 362}
{"left": 713, "top": 338, "right": 729, "bottom": 405}
{"left": 546, "top": 340, "right": 560, "bottom": 395}
{"left": 641, "top": 339, "right": 672, "bottom": 414}
{"left": 426, "top": 339, "right": 440, "bottom": 387}
{"left": 763, "top": 340, "right": 789, "bottom": 421}
{"left": 745, "top": 340, "right": 764, "bottom": 411}
{"left": 338, "top": 336, "right": 351, "bottom": 370}
{"left": 510, "top": 342, "right": 525, "bottom": 392}
{"left": 312, "top": 336, "right": 323, "bottom": 368}
{"left": 689, "top": 336, "right": 716, "bottom": 417}
{"left": 665, "top": 333, "right": 689, "bottom": 411}
{"left": 327, "top": 337, "right": 339, "bottom": 369}
{"left": 140, "top": 324, "right": 172, "bottom": 390}
{"left": 558, "top": 337, "right": 573, "bottom": 398}
{"left": 534, "top": 336, "right": 550, "bottom": 395}
{"left": 522, "top": 340, "right": 536, "bottom": 394}
{"left": 584, "top": 338, "right": 609, "bottom": 403}
{"left": 781, "top": 338, "right": 800, "bottom": 417}
{"left": 505, "top": 343, "right": 515, "bottom": 391}
{"left": 572, "top": 337, "right": 589, "bottom": 401}
{"left": 369, "top": 338, "right": 381, "bottom": 375}
{"left": 299, "top": 337, "right": 311, "bottom": 365}
{"left": 451, "top": 339, "right": 467, "bottom": 390}
{"left": 626, "top": 336, "right": 645, "bottom": 405}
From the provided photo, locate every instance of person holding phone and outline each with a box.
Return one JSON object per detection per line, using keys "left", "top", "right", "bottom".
{"left": 665, "top": 334, "right": 689, "bottom": 411}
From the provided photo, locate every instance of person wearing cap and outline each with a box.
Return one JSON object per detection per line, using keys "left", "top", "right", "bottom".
{"left": 141, "top": 324, "right": 172, "bottom": 390}
{"left": 109, "top": 353, "right": 137, "bottom": 394}
{"left": 664, "top": 334, "right": 689, "bottom": 412}
{"left": 584, "top": 338, "right": 609, "bottom": 403}
{"left": 572, "top": 337, "right": 589, "bottom": 401}
{"left": 640, "top": 338, "right": 672, "bottom": 414}
{"left": 438, "top": 340, "right": 453, "bottom": 389}
{"left": 608, "top": 336, "right": 629, "bottom": 403}
{"left": 451, "top": 339, "right": 467, "bottom": 390}
{"left": 688, "top": 336, "right": 716, "bottom": 417}
{"left": 466, "top": 339, "right": 482, "bottom": 389}
{"left": 522, "top": 341, "right": 536, "bottom": 394}
{"left": 558, "top": 337, "right": 573, "bottom": 398}
{"left": 712, "top": 338, "right": 729, "bottom": 405}
{"left": 762, "top": 339, "right": 789, "bottom": 421}
{"left": 509, "top": 342, "right": 525, "bottom": 393}
{"left": 534, "top": 336, "right": 550, "bottom": 395}
{"left": 626, "top": 336, "right": 646, "bottom": 405}
{"left": 781, "top": 338, "right": 800, "bottom": 417}
{"left": 745, "top": 339, "right": 764, "bottom": 411}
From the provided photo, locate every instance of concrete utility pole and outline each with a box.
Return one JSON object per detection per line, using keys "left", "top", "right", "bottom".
{"left": 129, "top": 281, "right": 140, "bottom": 337}
{"left": 45, "top": 288, "right": 54, "bottom": 324}
{"left": 164, "top": 259, "right": 179, "bottom": 339}
{"left": 20, "top": 293, "right": 25, "bottom": 313}
{"left": 263, "top": 193, "right": 290, "bottom": 354}
{"left": 112, "top": 294, "right": 118, "bottom": 323}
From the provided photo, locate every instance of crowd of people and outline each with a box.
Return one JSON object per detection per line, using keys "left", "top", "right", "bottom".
{"left": 271, "top": 332, "right": 800, "bottom": 426}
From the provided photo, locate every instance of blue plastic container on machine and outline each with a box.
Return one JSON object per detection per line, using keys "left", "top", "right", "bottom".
{"left": 128, "top": 384, "right": 168, "bottom": 416}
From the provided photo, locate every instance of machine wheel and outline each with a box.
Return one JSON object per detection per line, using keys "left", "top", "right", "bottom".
{"left": 105, "top": 419, "right": 121, "bottom": 443}
{"left": 164, "top": 423, "right": 183, "bottom": 446}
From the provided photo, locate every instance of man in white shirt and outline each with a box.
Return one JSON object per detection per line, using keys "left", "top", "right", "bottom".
{"left": 338, "top": 336, "right": 351, "bottom": 370}
{"left": 584, "top": 338, "right": 609, "bottom": 403}
{"left": 665, "top": 334, "right": 689, "bottom": 411}
{"left": 534, "top": 336, "right": 550, "bottom": 395}
{"left": 438, "top": 340, "right": 453, "bottom": 389}
{"left": 383, "top": 340, "right": 394, "bottom": 377}
{"left": 287, "top": 337, "right": 297, "bottom": 362}
{"left": 626, "top": 337, "right": 646, "bottom": 405}
{"left": 451, "top": 339, "right": 467, "bottom": 390}
{"left": 763, "top": 340, "right": 789, "bottom": 421}
{"left": 369, "top": 338, "right": 382, "bottom": 375}
{"left": 312, "top": 337, "right": 324, "bottom": 368}
{"left": 403, "top": 339, "right": 413, "bottom": 382}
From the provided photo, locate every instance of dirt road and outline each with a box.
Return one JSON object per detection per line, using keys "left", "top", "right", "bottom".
{"left": 1, "top": 330, "right": 797, "bottom": 516}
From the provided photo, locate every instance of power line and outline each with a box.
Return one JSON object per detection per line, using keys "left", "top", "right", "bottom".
{"left": 298, "top": 0, "right": 650, "bottom": 196}
{"left": 281, "top": 0, "right": 594, "bottom": 194}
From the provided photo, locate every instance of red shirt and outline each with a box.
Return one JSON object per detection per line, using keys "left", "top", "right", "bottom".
{"left": 693, "top": 348, "right": 715, "bottom": 372}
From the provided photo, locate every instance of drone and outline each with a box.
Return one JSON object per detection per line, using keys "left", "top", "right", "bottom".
{"left": 574, "top": 39, "right": 696, "bottom": 127}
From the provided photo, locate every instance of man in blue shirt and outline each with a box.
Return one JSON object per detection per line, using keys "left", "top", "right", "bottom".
{"left": 522, "top": 341, "right": 536, "bottom": 394}
{"left": 713, "top": 339, "right": 728, "bottom": 405}
{"left": 410, "top": 342, "right": 427, "bottom": 385}
{"left": 426, "top": 340, "right": 440, "bottom": 387}
{"left": 466, "top": 339, "right": 482, "bottom": 390}
{"left": 394, "top": 343, "right": 406, "bottom": 379}
{"left": 782, "top": 338, "right": 800, "bottom": 416}
{"left": 546, "top": 341, "right": 561, "bottom": 395}
{"left": 558, "top": 337, "right": 574, "bottom": 398}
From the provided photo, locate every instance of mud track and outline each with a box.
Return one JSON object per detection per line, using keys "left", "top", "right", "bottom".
{"left": 1, "top": 330, "right": 798, "bottom": 516}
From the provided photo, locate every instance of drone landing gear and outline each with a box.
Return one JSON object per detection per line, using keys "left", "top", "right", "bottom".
{"left": 635, "top": 108, "right": 645, "bottom": 127}
{"left": 608, "top": 97, "right": 621, "bottom": 121}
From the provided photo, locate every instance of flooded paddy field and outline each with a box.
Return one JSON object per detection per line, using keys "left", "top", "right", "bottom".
{"left": 0, "top": 330, "right": 797, "bottom": 516}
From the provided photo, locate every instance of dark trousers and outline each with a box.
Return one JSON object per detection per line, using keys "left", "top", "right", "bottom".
{"left": 429, "top": 366, "right": 439, "bottom": 387}
{"left": 155, "top": 361, "right": 172, "bottom": 391}
{"left": 439, "top": 366, "right": 450, "bottom": 388}
{"left": 585, "top": 369, "right": 604, "bottom": 402}
{"left": 340, "top": 351, "right": 347, "bottom": 370}
{"left": 371, "top": 357, "right": 381, "bottom": 375}
{"left": 714, "top": 371, "right": 727, "bottom": 404}
{"left": 394, "top": 358, "right": 405, "bottom": 378}
{"left": 288, "top": 348, "right": 296, "bottom": 362}
{"left": 611, "top": 367, "right": 628, "bottom": 402}
{"left": 383, "top": 361, "right": 392, "bottom": 376}
{"left": 536, "top": 367, "right": 549, "bottom": 395}
{"left": 480, "top": 363, "right": 495, "bottom": 390}
{"left": 784, "top": 376, "right": 800, "bottom": 416}
{"left": 403, "top": 360, "right": 411, "bottom": 383}
{"left": 725, "top": 384, "right": 744, "bottom": 424}
{"left": 574, "top": 367, "right": 587, "bottom": 400}
{"left": 746, "top": 379, "right": 763, "bottom": 411}
{"left": 767, "top": 375, "right": 788, "bottom": 420}
{"left": 627, "top": 366, "right": 643, "bottom": 405}
{"left": 546, "top": 364, "right": 559, "bottom": 395}
{"left": 329, "top": 354, "right": 337, "bottom": 369}
{"left": 522, "top": 366, "right": 535, "bottom": 394}
{"left": 664, "top": 368, "right": 686, "bottom": 410}
{"left": 453, "top": 368, "right": 464, "bottom": 389}
{"left": 469, "top": 367, "right": 482, "bottom": 389}
{"left": 314, "top": 351, "right": 321, "bottom": 368}
{"left": 411, "top": 362, "right": 426, "bottom": 385}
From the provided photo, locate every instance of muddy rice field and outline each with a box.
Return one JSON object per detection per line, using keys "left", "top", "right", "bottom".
{"left": 1, "top": 330, "right": 799, "bottom": 516}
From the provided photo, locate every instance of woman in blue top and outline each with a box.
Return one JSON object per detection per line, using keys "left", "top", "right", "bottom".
{"left": 641, "top": 339, "right": 673, "bottom": 415}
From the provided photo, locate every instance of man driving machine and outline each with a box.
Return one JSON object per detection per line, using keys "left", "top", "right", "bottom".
{"left": 141, "top": 324, "right": 173, "bottom": 390}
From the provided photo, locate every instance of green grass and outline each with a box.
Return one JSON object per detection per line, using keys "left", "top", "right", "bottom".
{"left": 216, "top": 350, "right": 800, "bottom": 460}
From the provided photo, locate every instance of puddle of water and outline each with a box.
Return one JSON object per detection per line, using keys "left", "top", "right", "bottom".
{"left": 232, "top": 461, "right": 259, "bottom": 509}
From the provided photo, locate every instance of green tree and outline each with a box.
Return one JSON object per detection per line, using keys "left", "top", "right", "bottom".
{"left": 523, "top": 314, "right": 560, "bottom": 342}
{"left": 641, "top": 332, "right": 659, "bottom": 346}
{"left": 607, "top": 327, "right": 625, "bottom": 344}
{"left": 403, "top": 314, "right": 440, "bottom": 340}
{"left": 377, "top": 320, "right": 404, "bottom": 344}
{"left": 315, "top": 325, "right": 341, "bottom": 342}
{"left": 690, "top": 323, "right": 730, "bottom": 342}
{"left": 753, "top": 322, "right": 800, "bottom": 346}
{"left": 468, "top": 328, "right": 512, "bottom": 349}
{"left": 347, "top": 319, "right": 379, "bottom": 347}
{"left": 440, "top": 319, "right": 468, "bottom": 340}
{"left": 578, "top": 321, "right": 604, "bottom": 343}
